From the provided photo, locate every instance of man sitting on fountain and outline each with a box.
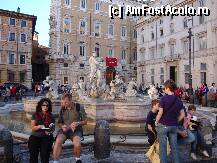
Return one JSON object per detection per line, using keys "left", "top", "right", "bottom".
{"left": 53, "top": 93, "right": 87, "bottom": 163}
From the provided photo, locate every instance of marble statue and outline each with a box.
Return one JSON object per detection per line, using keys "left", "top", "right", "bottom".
{"left": 109, "top": 74, "right": 125, "bottom": 100}
{"left": 147, "top": 84, "right": 158, "bottom": 99}
{"left": 89, "top": 51, "right": 103, "bottom": 84}
{"left": 71, "top": 82, "right": 79, "bottom": 98}
{"left": 43, "top": 76, "right": 59, "bottom": 100}
{"left": 103, "top": 85, "right": 111, "bottom": 100}
{"left": 125, "top": 78, "right": 137, "bottom": 97}
{"left": 77, "top": 79, "right": 88, "bottom": 100}
{"left": 88, "top": 51, "right": 105, "bottom": 97}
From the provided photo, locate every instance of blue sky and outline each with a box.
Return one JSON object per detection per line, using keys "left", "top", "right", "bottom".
{"left": 0, "top": 0, "right": 51, "bottom": 46}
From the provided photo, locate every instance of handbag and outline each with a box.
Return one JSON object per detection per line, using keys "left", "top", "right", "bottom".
{"left": 145, "top": 139, "right": 171, "bottom": 163}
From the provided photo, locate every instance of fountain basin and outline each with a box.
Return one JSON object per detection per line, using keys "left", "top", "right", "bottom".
{"left": 24, "top": 98, "right": 61, "bottom": 119}
{"left": 24, "top": 98, "right": 151, "bottom": 123}
{"left": 84, "top": 101, "right": 151, "bottom": 122}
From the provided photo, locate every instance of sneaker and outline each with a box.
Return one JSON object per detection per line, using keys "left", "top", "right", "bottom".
{"left": 202, "top": 150, "right": 210, "bottom": 157}
{"left": 190, "top": 153, "right": 197, "bottom": 160}
{"left": 76, "top": 160, "right": 82, "bottom": 163}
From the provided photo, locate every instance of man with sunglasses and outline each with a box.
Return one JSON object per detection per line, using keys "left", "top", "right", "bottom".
{"left": 53, "top": 93, "right": 87, "bottom": 163}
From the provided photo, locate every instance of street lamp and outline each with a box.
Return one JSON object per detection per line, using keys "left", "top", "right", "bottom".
{"left": 186, "top": 17, "right": 194, "bottom": 97}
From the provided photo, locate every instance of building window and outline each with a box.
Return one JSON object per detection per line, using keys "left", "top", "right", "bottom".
{"left": 20, "top": 33, "right": 26, "bottom": 43}
{"left": 94, "top": 21, "right": 100, "bottom": 37}
{"left": 185, "top": 73, "right": 189, "bottom": 84}
{"left": 159, "top": 19, "right": 163, "bottom": 24}
{"left": 80, "top": 20, "right": 86, "bottom": 35}
{"left": 8, "top": 52, "right": 15, "bottom": 64}
{"left": 64, "top": 77, "right": 68, "bottom": 84}
{"left": 151, "top": 32, "right": 154, "bottom": 40}
{"left": 151, "top": 69, "right": 155, "bottom": 75}
{"left": 121, "top": 26, "right": 127, "bottom": 38}
{"left": 95, "top": 2, "right": 100, "bottom": 12}
{"left": 133, "top": 30, "right": 137, "bottom": 39}
{"left": 80, "top": 44, "right": 85, "bottom": 57}
{"left": 160, "top": 67, "right": 164, "bottom": 74}
{"left": 63, "top": 44, "right": 69, "bottom": 54}
{"left": 121, "top": 49, "right": 126, "bottom": 60}
{"left": 198, "top": 36, "right": 207, "bottom": 50}
{"left": 160, "top": 29, "right": 163, "bottom": 36}
{"left": 170, "top": 23, "right": 174, "bottom": 33}
{"left": 200, "top": 72, "right": 206, "bottom": 84}
{"left": 159, "top": 46, "right": 164, "bottom": 57}
{"left": 64, "top": 29, "right": 70, "bottom": 33}
{"left": 171, "top": 15, "right": 174, "bottom": 20}
{"left": 183, "top": 18, "right": 188, "bottom": 29}
{"left": 80, "top": 0, "right": 86, "bottom": 9}
{"left": 160, "top": 75, "right": 164, "bottom": 85}
{"left": 20, "top": 72, "right": 25, "bottom": 82}
{"left": 9, "top": 33, "right": 15, "bottom": 41}
{"left": 80, "top": 76, "right": 84, "bottom": 81}
{"left": 183, "top": 40, "right": 189, "bottom": 54}
{"left": 199, "top": 15, "right": 205, "bottom": 25}
{"left": 80, "top": 63, "right": 85, "bottom": 68}
{"left": 133, "top": 51, "right": 137, "bottom": 61}
{"left": 141, "top": 35, "right": 144, "bottom": 43}
{"left": 95, "top": 47, "right": 100, "bottom": 57}
{"left": 150, "top": 48, "right": 155, "bottom": 59}
{"left": 8, "top": 72, "right": 15, "bottom": 82}
{"left": 21, "top": 20, "right": 27, "bottom": 27}
{"left": 108, "top": 48, "right": 113, "bottom": 57}
{"left": 142, "top": 74, "right": 144, "bottom": 83}
{"left": 65, "top": 0, "right": 71, "bottom": 5}
{"left": 64, "top": 63, "right": 68, "bottom": 67}
{"left": 108, "top": 24, "right": 114, "bottom": 36}
{"left": 184, "top": 65, "right": 190, "bottom": 72}
{"left": 200, "top": 63, "right": 207, "bottom": 71}
{"left": 20, "top": 54, "right": 25, "bottom": 64}
{"left": 64, "top": 18, "right": 71, "bottom": 25}
{"left": 9, "top": 18, "right": 15, "bottom": 26}
{"left": 170, "top": 44, "right": 175, "bottom": 56}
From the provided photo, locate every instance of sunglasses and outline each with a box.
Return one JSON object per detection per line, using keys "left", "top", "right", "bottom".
{"left": 42, "top": 104, "right": 48, "bottom": 107}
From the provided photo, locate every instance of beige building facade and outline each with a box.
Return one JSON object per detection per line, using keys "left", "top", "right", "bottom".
{"left": 0, "top": 9, "right": 37, "bottom": 88}
{"left": 48, "top": 0, "right": 142, "bottom": 85}
{"left": 137, "top": 0, "right": 217, "bottom": 88}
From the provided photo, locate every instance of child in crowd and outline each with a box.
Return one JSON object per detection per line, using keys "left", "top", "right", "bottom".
{"left": 146, "top": 99, "right": 160, "bottom": 145}
{"left": 187, "top": 105, "right": 210, "bottom": 160}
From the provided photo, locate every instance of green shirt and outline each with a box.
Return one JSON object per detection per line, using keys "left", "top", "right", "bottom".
{"left": 57, "top": 103, "right": 87, "bottom": 126}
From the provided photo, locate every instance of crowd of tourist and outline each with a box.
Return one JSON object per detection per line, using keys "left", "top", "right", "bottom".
{"left": 146, "top": 79, "right": 211, "bottom": 163}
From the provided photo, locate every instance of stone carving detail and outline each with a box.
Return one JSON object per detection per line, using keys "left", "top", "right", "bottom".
{"left": 125, "top": 78, "right": 137, "bottom": 97}
{"left": 147, "top": 84, "right": 158, "bottom": 99}
{"left": 109, "top": 74, "right": 125, "bottom": 100}
{"left": 49, "top": 15, "right": 56, "bottom": 29}
{"left": 43, "top": 76, "right": 59, "bottom": 100}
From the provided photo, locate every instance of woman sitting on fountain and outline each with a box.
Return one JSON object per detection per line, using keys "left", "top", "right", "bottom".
{"left": 28, "top": 98, "right": 55, "bottom": 163}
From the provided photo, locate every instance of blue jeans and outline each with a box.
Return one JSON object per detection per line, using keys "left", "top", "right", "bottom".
{"left": 156, "top": 123, "right": 179, "bottom": 163}
{"left": 191, "top": 130, "right": 208, "bottom": 152}
{"left": 178, "top": 129, "right": 195, "bottom": 145}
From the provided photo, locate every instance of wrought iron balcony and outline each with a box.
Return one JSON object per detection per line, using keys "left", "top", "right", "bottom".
{"left": 163, "top": 53, "right": 181, "bottom": 62}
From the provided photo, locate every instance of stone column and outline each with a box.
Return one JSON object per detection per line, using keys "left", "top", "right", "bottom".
{"left": 0, "top": 124, "right": 13, "bottom": 162}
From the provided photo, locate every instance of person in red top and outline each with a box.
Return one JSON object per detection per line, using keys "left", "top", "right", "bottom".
{"left": 10, "top": 85, "right": 17, "bottom": 97}
{"left": 175, "top": 87, "right": 181, "bottom": 98}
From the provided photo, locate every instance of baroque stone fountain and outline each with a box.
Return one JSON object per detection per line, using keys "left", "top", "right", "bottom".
{"left": 24, "top": 51, "right": 157, "bottom": 126}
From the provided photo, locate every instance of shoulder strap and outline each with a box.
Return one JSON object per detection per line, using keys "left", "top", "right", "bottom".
{"left": 75, "top": 103, "right": 82, "bottom": 121}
